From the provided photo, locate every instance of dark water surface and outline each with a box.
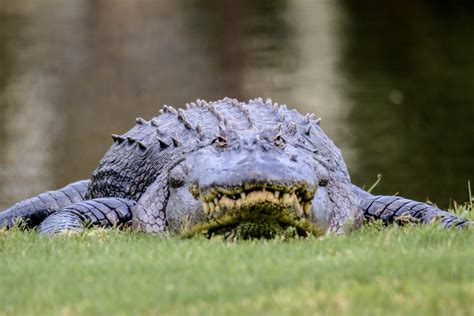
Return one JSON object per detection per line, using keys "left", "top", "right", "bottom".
{"left": 0, "top": 1, "right": 473, "bottom": 209}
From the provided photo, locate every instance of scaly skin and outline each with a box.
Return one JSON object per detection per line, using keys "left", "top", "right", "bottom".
{"left": 0, "top": 98, "right": 471, "bottom": 237}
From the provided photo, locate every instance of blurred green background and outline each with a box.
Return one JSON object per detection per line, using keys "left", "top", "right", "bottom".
{"left": 0, "top": 0, "right": 473, "bottom": 209}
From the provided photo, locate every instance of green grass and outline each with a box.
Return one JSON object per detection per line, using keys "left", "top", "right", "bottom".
{"left": 0, "top": 203, "right": 473, "bottom": 316}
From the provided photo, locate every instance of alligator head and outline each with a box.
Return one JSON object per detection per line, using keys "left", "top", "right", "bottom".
{"left": 164, "top": 126, "right": 336, "bottom": 239}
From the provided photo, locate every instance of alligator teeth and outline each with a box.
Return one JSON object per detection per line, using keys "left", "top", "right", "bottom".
{"left": 203, "top": 202, "right": 209, "bottom": 214}
{"left": 282, "top": 193, "right": 290, "bottom": 204}
{"left": 202, "top": 189, "right": 310, "bottom": 217}
{"left": 296, "top": 204, "right": 304, "bottom": 217}
{"left": 208, "top": 202, "right": 215, "bottom": 213}
{"left": 303, "top": 202, "right": 312, "bottom": 215}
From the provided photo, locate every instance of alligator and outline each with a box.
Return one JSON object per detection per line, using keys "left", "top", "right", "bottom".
{"left": 0, "top": 98, "right": 471, "bottom": 238}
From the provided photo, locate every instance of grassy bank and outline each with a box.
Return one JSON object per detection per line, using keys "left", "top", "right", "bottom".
{"left": 0, "top": 204, "right": 473, "bottom": 315}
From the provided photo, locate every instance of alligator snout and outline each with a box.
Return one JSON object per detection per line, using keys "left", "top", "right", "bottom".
{"left": 180, "top": 130, "right": 325, "bottom": 237}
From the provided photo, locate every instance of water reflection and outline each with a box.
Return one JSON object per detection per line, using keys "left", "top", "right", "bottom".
{"left": 0, "top": 1, "right": 472, "bottom": 209}
{"left": 0, "top": 2, "right": 66, "bottom": 207}
{"left": 339, "top": 0, "right": 474, "bottom": 206}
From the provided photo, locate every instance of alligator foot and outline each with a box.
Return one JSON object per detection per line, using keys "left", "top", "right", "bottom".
{"left": 360, "top": 195, "right": 472, "bottom": 228}
{"left": 38, "top": 197, "right": 136, "bottom": 235}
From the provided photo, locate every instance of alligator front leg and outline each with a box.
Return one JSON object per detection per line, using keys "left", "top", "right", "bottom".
{"left": 360, "top": 195, "right": 472, "bottom": 228}
{"left": 131, "top": 174, "right": 169, "bottom": 233}
{"left": 38, "top": 197, "right": 136, "bottom": 234}
{"left": 0, "top": 180, "right": 89, "bottom": 229}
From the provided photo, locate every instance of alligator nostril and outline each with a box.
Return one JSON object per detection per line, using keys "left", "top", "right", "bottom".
{"left": 318, "top": 179, "right": 328, "bottom": 187}
{"left": 242, "top": 136, "right": 258, "bottom": 148}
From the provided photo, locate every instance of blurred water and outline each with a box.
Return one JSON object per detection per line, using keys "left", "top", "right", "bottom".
{"left": 0, "top": 0, "right": 473, "bottom": 209}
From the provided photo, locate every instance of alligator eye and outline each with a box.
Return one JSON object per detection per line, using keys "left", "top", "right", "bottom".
{"left": 213, "top": 135, "right": 227, "bottom": 148}
{"left": 273, "top": 134, "right": 285, "bottom": 147}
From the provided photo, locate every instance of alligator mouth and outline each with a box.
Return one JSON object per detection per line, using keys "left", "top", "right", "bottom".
{"left": 187, "top": 183, "right": 320, "bottom": 239}
{"left": 201, "top": 186, "right": 313, "bottom": 217}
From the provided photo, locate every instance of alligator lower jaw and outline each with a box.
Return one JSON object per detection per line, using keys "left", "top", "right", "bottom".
{"left": 181, "top": 189, "right": 323, "bottom": 239}
{"left": 206, "top": 219, "right": 312, "bottom": 240}
{"left": 183, "top": 207, "right": 324, "bottom": 239}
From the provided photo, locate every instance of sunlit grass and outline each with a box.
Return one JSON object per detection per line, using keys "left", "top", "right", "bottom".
{"left": 0, "top": 203, "right": 472, "bottom": 316}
